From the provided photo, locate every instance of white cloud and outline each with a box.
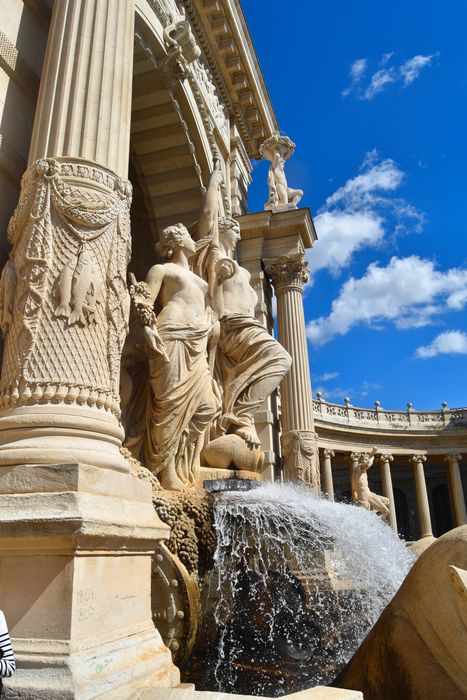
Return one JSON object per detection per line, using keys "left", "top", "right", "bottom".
{"left": 307, "top": 256, "right": 467, "bottom": 346}
{"left": 310, "top": 210, "right": 384, "bottom": 277}
{"left": 342, "top": 58, "right": 368, "bottom": 97}
{"left": 400, "top": 53, "right": 439, "bottom": 86}
{"left": 314, "top": 380, "right": 381, "bottom": 404}
{"left": 314, "top": 372, "right": 339, "bottom": 382}
{"left": 343, "top": 52, "right": 439, "bottom": 100}
{"left": 380, "top": 52, "right": 394, "bottom": 67}
{"left": 325, "top": 154, "right": 405, "bottom": 207}
{"left": 363, "top": 68, "right": 396, "bottom": 100}
{"left": 416, "top": 330, "right": 467, "bottom": 359}
{"left": 308, "top": 152, "right": 424, "bottom": 281}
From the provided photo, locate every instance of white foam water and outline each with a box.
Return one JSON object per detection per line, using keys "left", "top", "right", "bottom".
{"left": 203, "top": 482, "right": 414, "bottom": 696}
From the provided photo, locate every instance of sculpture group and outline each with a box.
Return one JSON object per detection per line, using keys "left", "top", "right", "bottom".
{"left": 122, "top": 158, "right": 291, "bottom": 490}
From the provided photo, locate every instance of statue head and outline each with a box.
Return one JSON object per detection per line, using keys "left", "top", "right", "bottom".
{"left": 219, "top": 216, "right": 240, "bottom": 252}
{"left": 157, "top": 223, "right": 196, "bottom": 260}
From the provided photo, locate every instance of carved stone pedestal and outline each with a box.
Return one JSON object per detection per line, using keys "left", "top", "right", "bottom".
{"left": 0, "top": 463, "right": 179, "bottom": 699}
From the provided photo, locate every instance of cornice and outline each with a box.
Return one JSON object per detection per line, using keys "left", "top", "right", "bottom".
{"left": 186, "top": 0, "right": 278, "bottom": 158}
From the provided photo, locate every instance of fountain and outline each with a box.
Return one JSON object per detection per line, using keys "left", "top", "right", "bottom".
{"left": 178, "top": 482, "right": 413, "bottom": 696}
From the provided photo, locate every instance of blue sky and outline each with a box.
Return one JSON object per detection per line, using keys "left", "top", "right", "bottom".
{"left": 242, "top": 0, "right": 467, "bottom": 410}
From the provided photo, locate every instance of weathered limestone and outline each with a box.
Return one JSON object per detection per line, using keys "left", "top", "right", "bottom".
{"left": 212, "top": 218, "right": 292, "bottom": 451}
{"left": 190, "top": 164, "right": 291, "bottom": 473}
{"left": 0, "top": 1, "right": 179, "bottom": 696}
{"left": 410, "top": 454, "right": 433, "bottom": 538}
{"left": 444, "top": 453, "right": 467, "bottom": 526}
{"left": 378, "top": 454, "right": 397, "bottom": 531}
{"left": 265, "top": 254, "right": 319, "bottom": 488}
{"left": 125, "top": 223, "right": 219, "bottom": 491}
{"left": 260, "top": 132, "right": 303, "bottom": 212}
{"left": 0, "top": 0, "right": 137, "bottom": 471}
{"left": 348, "top": 450, "right": 390, "bottom": 519}
{"left": 138, "top": 687, "right": 363, "bottom": 700}
{"left": 321, "top": 449, "right": 335, "bottom": 500}
{"left": 0, "top": 464, "right": 179, "bottom": 699}
{"left": 335, "top": 526, "right": 467, "bottom": 700}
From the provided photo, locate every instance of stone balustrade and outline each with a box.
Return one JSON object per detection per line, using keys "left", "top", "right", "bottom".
{"left": 313, "top": 395, "right": 467, "bottom": 431}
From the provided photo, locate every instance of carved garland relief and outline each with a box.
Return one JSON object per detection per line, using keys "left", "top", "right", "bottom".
{"left": 0, "top": 158, "right": 132, "bottom": 416}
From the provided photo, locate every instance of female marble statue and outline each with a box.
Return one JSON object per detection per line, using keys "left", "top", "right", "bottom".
{"left": 128, "top": 223, "right": 219, "bottom": 490}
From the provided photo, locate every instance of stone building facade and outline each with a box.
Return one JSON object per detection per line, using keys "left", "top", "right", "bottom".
{"left": 0, "top": 0, "right": 465, "bottom": 697}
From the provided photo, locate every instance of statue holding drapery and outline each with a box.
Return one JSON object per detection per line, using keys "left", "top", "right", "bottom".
{"left": 123, "top": 223, "right": 219, "bottom": 490}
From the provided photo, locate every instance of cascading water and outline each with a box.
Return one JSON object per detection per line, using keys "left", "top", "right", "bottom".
{"left": 194, "top": 482, "right": 414, "bottom": 697}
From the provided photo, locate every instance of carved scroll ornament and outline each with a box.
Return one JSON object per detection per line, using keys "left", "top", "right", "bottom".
{"left": 0, "top": 158, "right": 132, "bottom": 416}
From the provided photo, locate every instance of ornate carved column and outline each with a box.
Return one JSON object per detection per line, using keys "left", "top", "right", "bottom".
{"left": 444, "top": 453, "right": 467, "bottom": 526}
{"left": 0, "top": 0, "right": 135, "bottom": 471}
{"left": 410, "top": 454, "right": 433, "bottom": 538}
{"left": 265, "top": 254, "right": 319, "bottom": 489}
{"left": 321, "top": 449, "right": 335, "bottom": 500}
{"left": 379, "top": 454, "right": 397, "bottom": 532}
{"left": 0, "top": 2, "right": 179, "bottom": 696}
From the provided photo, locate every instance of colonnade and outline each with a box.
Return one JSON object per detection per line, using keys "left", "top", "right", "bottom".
{"left": 319, "top": 449, "right": 466, "bottom": 537}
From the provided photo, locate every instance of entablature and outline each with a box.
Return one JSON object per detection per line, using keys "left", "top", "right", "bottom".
{"left": 186, "top": 0, "right": 278, "bottom": 158}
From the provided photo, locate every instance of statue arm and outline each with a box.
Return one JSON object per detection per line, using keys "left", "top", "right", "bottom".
{"left": 197, "top": 156, "right": 223, "bottom": 242}
{"left": 129, "top": 268, "right": 169, "bottom": 362}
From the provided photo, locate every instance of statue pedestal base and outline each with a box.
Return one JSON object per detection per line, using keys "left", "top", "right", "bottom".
{"left": 0, "top": 463, "right": 179, "bottom": 699}
{"left": 264, "top": 202, "right": 297, "bottom": 214}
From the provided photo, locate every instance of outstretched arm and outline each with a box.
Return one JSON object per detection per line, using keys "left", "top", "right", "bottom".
{"left": 197, "top": 155, "right": 223, "bottom": 241}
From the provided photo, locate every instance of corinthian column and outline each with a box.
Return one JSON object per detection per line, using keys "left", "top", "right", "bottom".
{"left": 410, "top": 454, "right": 433, "bottom": 538}
{"left": 265, "top": 254, "right": 319, "bottom": 489}
{"left": 0, "top": 3, "right": 179, "bottom": 696}
{"left": 379, "top": 454, "right": 397, "bottom": 532}
{"left": 0, "top": 0, "right": 136, "bottom": 470}
{"left": 444, "top": 453, "right": 467, "bottom": 526}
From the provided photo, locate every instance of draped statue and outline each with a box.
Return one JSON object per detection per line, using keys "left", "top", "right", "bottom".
{"left": 192, "top": 160, "right": 292, "bottom": 466}
{"left": 122, "top": 156, "right": 291, "bottom": 485}
{"left": 122, "top": 223, "right": 219, "bottom": 490}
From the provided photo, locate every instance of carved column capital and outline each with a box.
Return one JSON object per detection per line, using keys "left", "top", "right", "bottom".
{"left": 322, "top": 448, "right": 335, "bottom": 459}
{"left": 444, "top": 453, "right": 463, "bottom": 463}
{"left": 281, "top": 430, "right": 318, "bottom": 488}
{"left": 410, "top": 454, "right": 427, "bottom": 464}
{"left": 379, "top": 454, "right": 394, "bottom": 463}
{"left": 264, "top": 254, "right": 309, "bottom": 293}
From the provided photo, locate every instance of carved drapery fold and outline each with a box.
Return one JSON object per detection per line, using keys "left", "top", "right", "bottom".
{"left": 0, "top": 157, "right": 132, "bottom": 416}
{"left": 281, "top": 430, "right": 318, "bottom": 487}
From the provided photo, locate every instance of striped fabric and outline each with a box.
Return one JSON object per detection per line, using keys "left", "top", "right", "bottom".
{"left": 0, "top": 611, "right": 15, "bottom": 678}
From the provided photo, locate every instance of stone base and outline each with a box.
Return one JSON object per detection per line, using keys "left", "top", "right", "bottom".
{"left": 264, "top": 202, "right": 297, "bottom": 214}
{"left": 0, "top": 404, "right": 128, "bottom": 472}
{"left": 0, "top": 463, "right": 180, "bottom": 699}
{"left": 198, "top": 465, "right": 262, "bottom": 483}
{"left": 136, "top": 686, "right": 362, "bottom": 699}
